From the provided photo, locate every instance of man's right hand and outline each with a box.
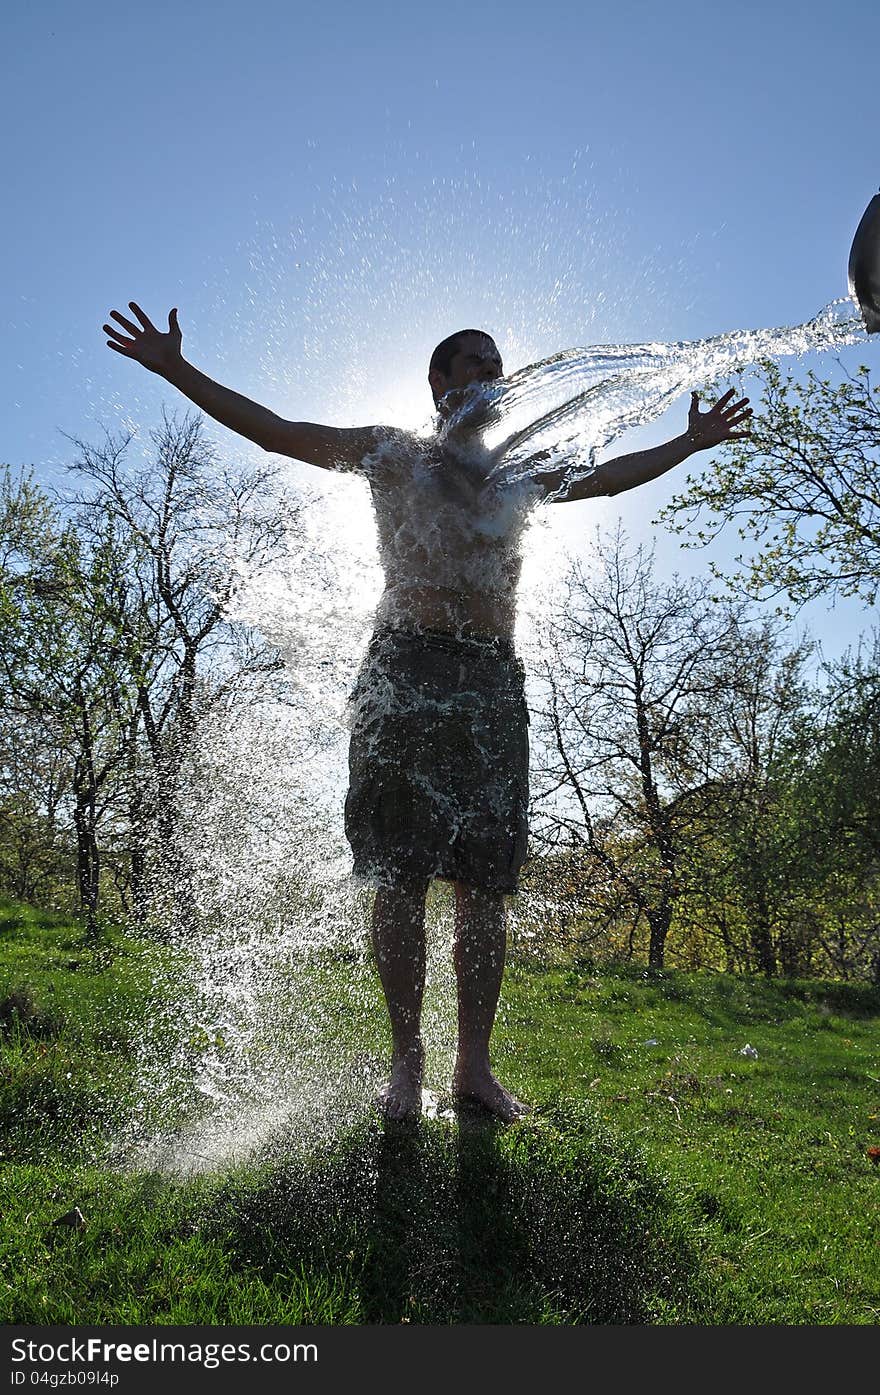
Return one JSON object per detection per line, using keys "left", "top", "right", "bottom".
{"left": 102, "top": 302, "right": 183, "bottom": 378}
{"left": 101, "top": 301, "right": 382, "bottom": 471}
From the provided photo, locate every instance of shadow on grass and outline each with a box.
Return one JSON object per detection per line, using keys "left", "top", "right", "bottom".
{"left": 210, "top": 1099, "right": 706, "bottom": 1324}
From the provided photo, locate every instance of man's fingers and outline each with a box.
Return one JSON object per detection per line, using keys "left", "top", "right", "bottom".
{"left": 129, "top": 301, "right": 156, "bottom": 332}
{"left": 103, "top": 324, "right": 134, "bottom": 345}
{"left": 694, "top": 389, "right": 749, "bottom": 424}
{"left": 106, "top": 340, "right": 133, "bottom": 355}
{"left": 110, "top": 310, "right": 141, "bottom": 336}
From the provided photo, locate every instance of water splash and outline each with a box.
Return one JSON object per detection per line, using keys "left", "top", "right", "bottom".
{"left": 440, "top": 295, "right": 866, "bottom": 495}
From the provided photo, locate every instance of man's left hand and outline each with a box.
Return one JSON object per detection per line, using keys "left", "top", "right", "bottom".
{"left": 687, "top": 388, "right": 752, "bottom": 449}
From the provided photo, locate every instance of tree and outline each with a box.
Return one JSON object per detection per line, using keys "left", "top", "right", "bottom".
{"left": 0, "top": 710, "right": 72, "bottom": 904}
{"left": 782, "top": 637, "right": 880, "bottom": 980}
{"left": 658, "top": 361, "right": 880, "bottom": 607}
{"left": 672, "top": 618, "right": 817, "bottom": 977}
{"left": 529, "top": 525, "right": 751, "bottom": 969}
{"left": 0, "top": 412, "right": 301, "bottom": 936}
{"left": 63, "top": 410, "right": 298, "bottom": 931}
{"left": 0, "top": 469, "right": 72, "bottom": 903}
{"left": 0, "top": 467, "right": 132, "bottom": 935}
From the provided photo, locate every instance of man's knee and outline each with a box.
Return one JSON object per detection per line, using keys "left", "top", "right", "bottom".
{"left": 453, "top": 880, "right": 506, "bottom": 911}
{"left": 375, "top": 876, "right": 430, "bottom": 908}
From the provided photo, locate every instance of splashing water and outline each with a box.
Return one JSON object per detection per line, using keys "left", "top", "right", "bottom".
{"left": 120, "top": 293, "right": 869, "bottom": 1174}
{"left": 439, "top": 295, "right": 866, "bottom": 494}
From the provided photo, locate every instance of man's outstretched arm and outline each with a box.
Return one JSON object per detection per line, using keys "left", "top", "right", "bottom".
{"left": 544, "top": 390, "right": 752, "bottom": 503}
{"left": 102, "top": 302, "right": 378, "bottom": 470}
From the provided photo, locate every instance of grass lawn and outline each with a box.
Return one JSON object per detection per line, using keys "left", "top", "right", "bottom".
{"left": 1, "top": 898, "right": 878, "bottom": 1325}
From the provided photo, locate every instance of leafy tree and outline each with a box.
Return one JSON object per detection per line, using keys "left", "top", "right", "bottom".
{"left": 672, "top": 619, "right": 817, "bottom": 977}
{"left": 782, "top": 638, "right": 880, "bottom": 980}
{"left": 0, "top": 472, "right": 136, "bottom": 935}
{"left": 0, "top": 718, "right": 72, "bottom": 906}
{"left": 658, "top": 361, "right": 880, "bottom": 607}
{"left": 0, "top": 412, "right": 300, "bottom": 936}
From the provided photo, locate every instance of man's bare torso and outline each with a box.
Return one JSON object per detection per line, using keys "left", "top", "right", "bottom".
{"left": 363, "top": 431, "right": 534, "bottom": 642}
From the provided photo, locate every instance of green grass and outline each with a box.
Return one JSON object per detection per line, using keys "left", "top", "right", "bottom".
{"left": 493, "top": 961, "right": 880, "bottom": 1324}
{"left": 0, "top": 898, "right": 186, "bottom": 1163}
{"left": 1, "top": 898, "right": 878, "bottom": 1325}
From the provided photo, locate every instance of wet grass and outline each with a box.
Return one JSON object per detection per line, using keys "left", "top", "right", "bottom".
{"left": 1, "top": 1110, "right": 701, "bottom": 1324}
{"left": 1, "top": 900, "right": 879, "bottom": 1324}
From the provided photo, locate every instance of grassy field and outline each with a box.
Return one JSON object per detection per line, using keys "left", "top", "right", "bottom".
{"left": 1, "top": 897, "right": 878, "bottom": 1325}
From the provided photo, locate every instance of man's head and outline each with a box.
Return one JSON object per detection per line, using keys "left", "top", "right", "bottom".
{"left": 428, "top": 330, "right": 503, "bottom": 409}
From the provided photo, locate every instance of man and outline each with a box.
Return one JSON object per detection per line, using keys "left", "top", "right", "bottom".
{"left": 102, "top": 304, "right": 751, "bottom": 1122}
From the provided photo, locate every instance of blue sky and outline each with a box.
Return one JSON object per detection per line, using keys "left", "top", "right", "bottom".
{"left": 3, "top": 0, "right": 879, "bottom": 665}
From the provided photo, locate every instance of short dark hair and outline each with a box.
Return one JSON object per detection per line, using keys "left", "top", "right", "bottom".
{"left": 428, "top": 329, "right": 495, "bottom": 380}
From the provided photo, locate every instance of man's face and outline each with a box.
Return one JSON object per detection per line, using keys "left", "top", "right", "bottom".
{"left": 431, "top": 334, "right": 503, "bottom": 410}
{"left": 447, "top": 334, "right": 503, "bottom": 389}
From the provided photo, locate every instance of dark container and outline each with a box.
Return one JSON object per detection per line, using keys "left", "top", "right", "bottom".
{"left": 848, "top": 190, "right": 880, "bottom": 333}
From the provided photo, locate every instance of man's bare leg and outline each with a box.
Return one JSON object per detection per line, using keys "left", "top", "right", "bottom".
{"left": 372, "top": 878, "right": 429, "bottom": 1121}
{"left": 452, "top": 882, "right": 528, "bottom": 1122}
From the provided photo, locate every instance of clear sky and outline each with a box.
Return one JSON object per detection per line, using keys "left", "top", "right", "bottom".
{"left": 3, "top": 0, "right": 879, "bottom": 667}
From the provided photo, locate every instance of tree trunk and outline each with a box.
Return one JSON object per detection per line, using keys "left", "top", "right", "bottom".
{"left": 647, "top": 903, "right": 671, "bottom": 969}
{"left": 750, "top": 916, "right": 776, "bottom": 977}
{"left": 72, "top": 700, "right": 101, "bottom": 941}
{"left": 72, "top": 794, "right": 100, "bottom": 940}
{"left": 124, "top": 711, "right": 148, "bottom": 930}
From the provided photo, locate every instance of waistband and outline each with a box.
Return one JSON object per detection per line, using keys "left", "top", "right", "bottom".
{"left": 370, "top": 625, "right": 518, "bottom": 663}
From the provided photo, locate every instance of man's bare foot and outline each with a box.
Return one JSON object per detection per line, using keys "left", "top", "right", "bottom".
{"left": 374, "top": 1051, "right": 424, "bottom": 1123}
{"left": 452, "top": 1066, "right": 530, "bottom": 1123}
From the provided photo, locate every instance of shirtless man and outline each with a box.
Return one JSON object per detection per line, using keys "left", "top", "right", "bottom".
{"left": 103, "top": 303, "right": 751, "bottom": 1121}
